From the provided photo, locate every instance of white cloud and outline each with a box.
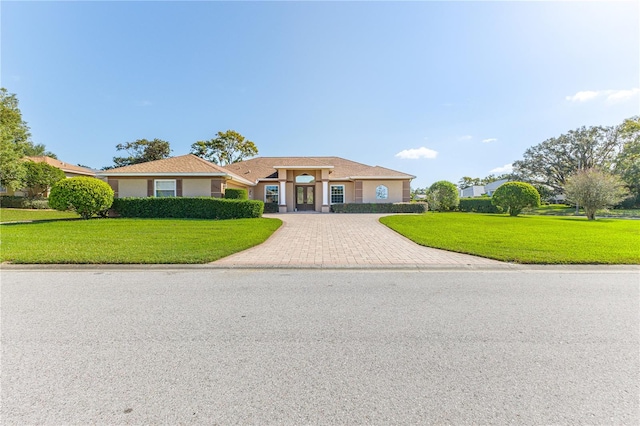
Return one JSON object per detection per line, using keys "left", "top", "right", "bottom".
{"left": 565, "top": 88, "right": 640, "bottom": 104}
{"left": 490, "top": 163, "right": 513, "bottom": 173}
{"left": 395, "top": 147, "right": 438, "bottom": 160}
{"left": 137, "top": 100, "right": 153, "bottom": 107}
{"left": 482, "top": 138, "right": 498, "bottom": 143}
{"left": 565, "top": 91, "right": 600, "bottom": 102}
{"left": 458, "top": 135, "right": 472, "bottom": 141}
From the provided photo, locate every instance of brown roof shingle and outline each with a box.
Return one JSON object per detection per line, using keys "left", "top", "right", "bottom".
{"left": 224, "top": 156, "right": 414, "bottom": 182}
{"left": 27, "top": 156, "right": 96, "bottom": 176}
{"left": 100, "top": 154, "right": 253, "bottom": 184}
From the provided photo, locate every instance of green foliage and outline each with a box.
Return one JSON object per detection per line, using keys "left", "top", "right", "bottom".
{"left": 380, "top": 213, "right": 640, "bottom": 264}
{"left": 263, "top": 202, "right": 279, "bottom": 213}
{"left": 0, "top": 196, "right": 50, "bottom": 209}
{"left": 492, "top": 182, "right": 540, "bottom": 216}
{"left": 0, "top": 88, "right": 56, "bottom": 189}
{"left": 330, "top": 203, "right": 427, "bottom": 213}
{"left": 110, "top": 138, "right": 171, "bottom": 168}
{"left": 111, "top": 197, "right": 264, "bottom": 219}
{"left": 49, "top": 177, "right": 114, "bottom": 219}
{"left": 23, "top": 161, "right": 66, "bottom": 198}
{"left": 427, "top": 180, "right": 459, "bottom": 211}
{"left": 564, "top": 168, "right": 629, "bottom": 220}
{"left": 0, "top": 218, "right": 282, "bottom": 264}
{"left": 224, "top": 188, "right": 248, "bottom": 200}
{"left": 458, "top": 198, "right": 504, "bottom": 213}
{"left": 190, "top": 130, "right": 258, "bottom": 165}
{"left": 615, "top": 116, "right": 640, "bottom": 201}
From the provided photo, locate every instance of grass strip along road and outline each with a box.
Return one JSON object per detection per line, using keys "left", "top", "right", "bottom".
{"left": 380, "top": 213, "right": 639, "bottom": 264}
{"left": 1, "top": 217, "right": 282, "bottom": 264}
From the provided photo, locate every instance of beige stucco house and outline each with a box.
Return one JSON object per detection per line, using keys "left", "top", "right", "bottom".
{"left": 99, "top": 154, "right": 415, "bottom": 213}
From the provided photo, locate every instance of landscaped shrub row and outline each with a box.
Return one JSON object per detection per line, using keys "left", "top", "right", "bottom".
{"left": 331, "top": 203, "right": 427, "bottom": 213}
{"left": 0, "top": 196, "right": 50, "bottom": 209}
{"left": 111, "top": 197, "right": 264, "bottom": 219}
{"left": 224, "top": 188, "right": 248, "bottom": 200}
{"left": 458, "top": 198, "right": 504, "bottom": 213}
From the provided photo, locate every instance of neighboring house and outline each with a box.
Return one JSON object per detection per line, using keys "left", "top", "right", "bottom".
{"left": 459, "top": 179, "right": 509, "bottom": 198}
{"left": 0, "top": 156, "right": 97, "bottom": 197}
{"left": 99, "top": 154, "right": 415, "bottom": 213}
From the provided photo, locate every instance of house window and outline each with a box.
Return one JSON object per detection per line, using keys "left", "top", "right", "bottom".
{"left": 330, "top": 185, "right": 344, "bottom": 204}
{"left": 155, "top": 180, "right": 176, "bottom": 197}
{"left": 265, "top": 185, "right": 279, "bottom": 204}
{"left": 0, "top": 185, "right": 6, "bottom": 193}
{"left": 376, "top": 185, "right": 388, "bottom": 200}
{"left": 295, "top": 174, "right": 315, "bottom": 184}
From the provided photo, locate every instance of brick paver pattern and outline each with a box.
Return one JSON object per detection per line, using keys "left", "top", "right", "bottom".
{"left": 214, "top": 214, "right": 502, "bottom": 267}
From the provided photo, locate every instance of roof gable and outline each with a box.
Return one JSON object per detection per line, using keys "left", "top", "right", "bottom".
{"left": 224, "top": 156, "right": 414, "bottom": 182}
{"left": 26, "top": 156, "right": 96, "bottom": 176}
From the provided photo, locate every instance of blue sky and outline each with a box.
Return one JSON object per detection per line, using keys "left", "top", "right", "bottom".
{"left": 2, "top": 1, "right": 638, "bottom": 188}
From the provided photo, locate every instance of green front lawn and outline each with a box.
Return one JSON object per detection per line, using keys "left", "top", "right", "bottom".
{"left": 380, "top": 213, "right": 640, "bottom": 264}
{"left": 0, "top": 208, "right": 78, "bottom": 222}
{"left": 523, "top": 204, "right": 640, "bottom": 218}
{"left": 0, "top": 218, "right": 282, "bottom": 264}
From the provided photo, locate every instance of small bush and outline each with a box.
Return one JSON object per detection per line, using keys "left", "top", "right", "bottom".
{"left": 263, "top": 202, "right": 279, "bottom": 213}
{"left": 427, "top": 180, "right": 459, "bottom": 211}
{"left": 224, "top": 188, "right": 248, "bottom": 200}
{"left": 458, "top": 198, "right": 504, "bottom": 213}
{"left": 49, "top": 177, "right": 114, "bottom": 219}
{"left": 111, "top": 197, "right": 264, "bottom": 219}
{"left": 331, "top": 203, "right": 427, "bottom": 214}
{"left": 492, "top": 182, "right": 540, "bottom": 216}
{"left": 0, "top": 196, "right": 50, "bottom": 209}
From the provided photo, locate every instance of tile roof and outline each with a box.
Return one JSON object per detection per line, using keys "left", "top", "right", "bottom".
{"left": 224, "top": 156, "right": 415, "bottom": 182}
{"left": 99, "top": 154, "right": 253, "bottom": 184}
{"left": 26, "top": 156, "right": 96, "bottom": 176}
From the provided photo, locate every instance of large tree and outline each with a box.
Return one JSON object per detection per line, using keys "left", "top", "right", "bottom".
{"left": 564, "top": 169, "right": 629, "bottom": 220}
{"left": 614, "top": 116, "right": 640, "bottom": 205}
{"left": 110, "top": 138, "right": 171, "bottom": 168}
{"left": 190, "top": 130, "right": 258, "bottom": 165}
{"left": 0, "top": 88, "right": 57, "bottom": 190}
{"left": 512, "top": 125, "right": 623, "bottom": 194}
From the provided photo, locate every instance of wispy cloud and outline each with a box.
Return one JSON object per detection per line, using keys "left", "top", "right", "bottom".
{"left": 482, "top": 138, "right": 498, "bottom": 143}
{"left": 490, "top": 163, "right": 513, "bottom": 173}
{"left": 565, "top": 88, "right": 640, "bottom": 104}
{"left": 458, "top": 135, "right": 472, "bottom": 141}
{"left": 136, "top": 100, "right": 153, "bottom": 107}
{"left": 395, "top": 147, "right": 438, "bottom": 160}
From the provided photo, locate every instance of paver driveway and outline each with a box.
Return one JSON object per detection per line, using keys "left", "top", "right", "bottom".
{"left": 214, "top": 213, "right": 503, "bottom": 268}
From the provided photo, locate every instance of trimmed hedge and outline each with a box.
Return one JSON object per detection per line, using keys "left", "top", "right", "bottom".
{"left": 331, "top": 203, "right": 427, "bottom": 214}
{"left": 263, "top": 202, "right": 279, "bottom": 213}
{"left": 49, "top": 177, "right": 114, "bottom": 219}
{"left": 224, "top": 188, "right": 248, "bottom": 200}
{"left": 458, "top": 198, "right": 504, "bottom": 213}
{"left": 0, "top": 196, "right": 50, "bottom": 209}
{"left": 111, "top": 197, "right": 264, "bottom": 219}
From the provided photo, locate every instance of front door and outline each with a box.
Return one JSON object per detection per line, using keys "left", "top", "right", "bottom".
{"left": 296, "top": 186, "right": 315, "bottom": 211}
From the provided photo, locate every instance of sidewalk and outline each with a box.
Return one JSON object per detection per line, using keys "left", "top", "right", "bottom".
{"left": 213, "top": 214, "right": 503, "bottom": 268}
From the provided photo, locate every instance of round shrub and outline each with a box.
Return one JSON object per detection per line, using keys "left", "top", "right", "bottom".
{"left": 491, "top": 182, "right": 540, "bottom": 216}
{"left": 428, "top": 180, "right": 459, "bottom": 211}
{"left": 49, "top": 177, "right": 114, "bottom": 219}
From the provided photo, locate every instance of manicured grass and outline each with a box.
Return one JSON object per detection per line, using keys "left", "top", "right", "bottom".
{"left": 523, "top": 204, "right": 640, "bottom": 218}
{"left": 380, "top": 213, "right": 640, "bottom": 264}
{"left": 0, "top": 218, "right": 282, "bottom": 264}
{"left": 0, "top": 208, "right": 78, "bottom": 222}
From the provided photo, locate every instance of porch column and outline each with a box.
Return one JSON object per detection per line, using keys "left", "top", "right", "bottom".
{"left": 322, "top": 180, "right": 329, "bottom": 213}
{"left": 279, "top": 180, "right": 287, "bottom": 213}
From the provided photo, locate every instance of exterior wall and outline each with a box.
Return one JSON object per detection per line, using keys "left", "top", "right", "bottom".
{"left": 117, "top": 178, "right": 148, "bottom": 198}
{"left": 182, "top": 179, "right": 212, "bottom": 197}
{"left": 461, "top": 185, "right": 485, "bottom": 198}
{"left": 361, "top": 180, "right": 403, "bottom": 203}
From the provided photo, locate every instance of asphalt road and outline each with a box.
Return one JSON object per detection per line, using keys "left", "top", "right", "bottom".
{"left": 1, "top": 267, "right": 638, "bottom": 425}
